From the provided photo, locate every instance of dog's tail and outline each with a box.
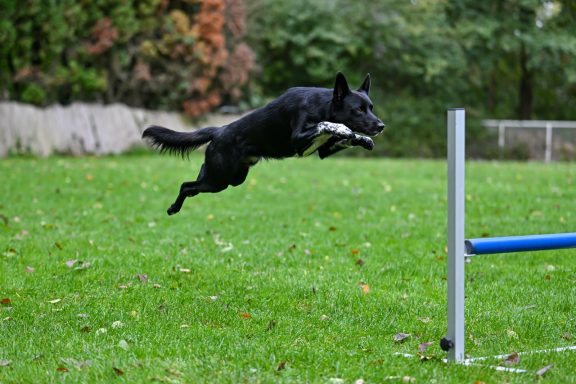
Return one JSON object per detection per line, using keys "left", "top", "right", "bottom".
{"left": 142, "top": 125, "right": 219, "bottom": 157}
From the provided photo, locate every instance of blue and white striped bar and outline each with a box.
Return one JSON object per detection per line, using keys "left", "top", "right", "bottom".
{"left": 465, "top": 233, "right": 576, "bottom": 256}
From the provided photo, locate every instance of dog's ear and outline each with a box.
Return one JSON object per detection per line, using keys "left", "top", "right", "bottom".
{"left": 358, "top": 73, "right": 371, "bottom": 95}
{"left": 333, "top": 72, "right": 351, "bottom": 103}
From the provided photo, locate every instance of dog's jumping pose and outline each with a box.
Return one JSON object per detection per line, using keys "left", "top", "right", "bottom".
{"left": 143, "top": 72, "right": 385, "bottom": 215}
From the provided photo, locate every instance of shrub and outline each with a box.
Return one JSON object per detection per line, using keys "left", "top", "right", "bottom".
{"left": 0, "top": 0, "right": 256, "bottom": 117}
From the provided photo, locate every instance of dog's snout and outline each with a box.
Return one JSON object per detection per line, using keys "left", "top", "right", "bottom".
{"left": 377, "top": 122, "right": 385, "bottom": 130}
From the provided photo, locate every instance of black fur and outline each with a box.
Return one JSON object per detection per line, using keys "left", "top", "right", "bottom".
{"left": 143, "top": 72, "right": 385, "bottom": 215}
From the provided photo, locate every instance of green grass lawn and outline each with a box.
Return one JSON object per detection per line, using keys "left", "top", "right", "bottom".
{"left": 1, "top": 154, "right": 575, "bottom": 383}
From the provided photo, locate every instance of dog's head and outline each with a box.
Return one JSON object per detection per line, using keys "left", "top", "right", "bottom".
{"left": 330, "top": 72, "right": 385, "bottom": 137}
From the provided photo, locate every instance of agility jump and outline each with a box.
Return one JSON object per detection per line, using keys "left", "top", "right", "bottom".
{"left": 441, "top": 108, "right": 576, "bottom": 371}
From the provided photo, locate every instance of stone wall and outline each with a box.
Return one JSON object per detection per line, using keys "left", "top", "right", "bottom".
{"left": 0, "top": 102, "right": 239, "bottom": 157}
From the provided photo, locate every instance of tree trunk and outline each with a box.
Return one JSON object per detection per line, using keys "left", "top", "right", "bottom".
{"left": 518, "top": 42, "right": 533, "bottom": 119}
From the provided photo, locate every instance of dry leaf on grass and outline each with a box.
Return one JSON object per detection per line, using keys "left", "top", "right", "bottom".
{"left": 536, "top": 364, "right": 554, "bottom": 377}
{"left": 418, "top": 341, "right": 434, "bottom": 353}
{"left": 113, "top": 367, "right": 125, "bottom": 376}
{"left": 503, "top": 352, "right": 519, "bottom": 365}
{"left": 276, "top": 361, "right": 286, "bottom": 371}
{"left": 394, "top": 333, "right": 411, "bottom": 343}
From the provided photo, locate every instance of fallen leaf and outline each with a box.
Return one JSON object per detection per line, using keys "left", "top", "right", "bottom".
{"left": 506, "top": 329, "right": 518, "bottom": 339}
{"left": 153, "top": 283, "right": 161, "bottom": 289}
{"left": 15, "top": 230, "right": 29, "bottom": 239}
{"left": 240, "top": 312, "right": 251, "bottom": 319}
{"left": 355, "top": 259, "right": 365, "bottom": 266}
{"left": 73, "top": 261, "right": 92, "bottom": 271}
{"left": 136, "top": 274, "right": 148, "bottom": 283}
{"left": 118, "top": 339, "right": 129, "bottom": 350}
{"left": 360, "top": 283, "right": 370, "bottom": 294}
{"left": 418, "top": 341, "right": 434, "bottom": 353}
{"left": 25, "top": 266, "right": 35, "bottom": 273}
{"left": 85, "top": 174, "right": 94, "bottom": 181}
{"left": 503, "top": 352, "right": 520, "bottom": 365}
{"left": 319, "top": 314, "right": 329, "bottom": 321}
{"left": 65, "top": 259, "right": 78, "bottom": 268}
{"left": 266, "top": 319, "right": 276, "bottom": 331}
{"left": 394, "top": 333, "right": 411, "bottom": 343}
{"left": 402, "top": 376, "right": 416, "bottom": 383}
{"left": 54, "top": 241, "right": 64, "bottom": 250}
{"left": 351, "top": 249, "right": 360, "bottom": 255}
{"left": 276, "top": 361, "right": 286, "bottom": 371}
{"left": 111, "top": 321, "right": 124, "bottom": 329}
{"left": 80, "top": 326, "right": 92, "bottom": 333}
{"left": 1, "top": 298, "right": 11, "bottom": 306}
{"left": 56, "top": 367, "right": 69, "bottom": 372}
{"left": 0, "top": 360, "right": 11, "bottom": 367}
{"left": 561, "top": 332, "right": 573, "bottom": 340}
{"left": 328, "top": 226, "right": 337, "bottom": 232}
{"left": 113, "top": 367, "right": 124, "bottom": 376}
{"left": 179, "top": 268, "right": 191, "bottom": 273}
{"left": 536, "top": 363, "right": 554, "bottom": 377}
{"left": 48, "top": 299, "right": 61, "bottom": 304}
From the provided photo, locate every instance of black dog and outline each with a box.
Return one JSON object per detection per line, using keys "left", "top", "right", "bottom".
{"left": 143, "top": 72, "right": 385, "bottom": 215}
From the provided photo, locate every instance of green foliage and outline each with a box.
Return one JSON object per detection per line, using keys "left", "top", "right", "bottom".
{"left": 247, "top": 0, "right": 576, "bottom": 158}
{"left": 0, "top": 0, "right": 255, "bottom": 116}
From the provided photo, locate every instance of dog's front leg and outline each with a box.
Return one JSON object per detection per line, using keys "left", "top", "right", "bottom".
{"left": 318, "top": 135, "right": 374, "bottom": 159}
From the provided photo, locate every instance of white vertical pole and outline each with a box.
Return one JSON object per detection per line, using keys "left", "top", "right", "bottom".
{"left": 498, "top": 123, "right": 505, "bottom": 149}
{"left": 545, "top": 122, "right": 552, "bottom": 162}
{"left": 447, "top": 109, "right": 465, "bottom": 362}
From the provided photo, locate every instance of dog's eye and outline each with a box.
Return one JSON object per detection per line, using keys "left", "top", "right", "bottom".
{"left": 355, "top": 106, "right": 365, "bottom": 113}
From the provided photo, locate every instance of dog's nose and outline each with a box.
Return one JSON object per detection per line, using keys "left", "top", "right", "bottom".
{"left": 377, "top": 122, "right": 386, "bottom": 130}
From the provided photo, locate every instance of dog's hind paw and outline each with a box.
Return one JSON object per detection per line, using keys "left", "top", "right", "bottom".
{"left": 167, "top": 205, "right": 180, "bottom": 215}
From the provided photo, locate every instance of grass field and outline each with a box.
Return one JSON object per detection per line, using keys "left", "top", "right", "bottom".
{"left": 1, "top": 154, "right": 575, "bottom": 383}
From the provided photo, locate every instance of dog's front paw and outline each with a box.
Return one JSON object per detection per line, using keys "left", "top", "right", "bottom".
{"left": 353, "top": 136, "right": 374, "bottom": 150}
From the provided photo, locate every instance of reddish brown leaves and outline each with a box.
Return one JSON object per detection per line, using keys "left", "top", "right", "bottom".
{"left": 1, "top": 298, "right": 11, "bottom": 306}
{"left": 85, "top": 18, "right": 118, "bottom": 55}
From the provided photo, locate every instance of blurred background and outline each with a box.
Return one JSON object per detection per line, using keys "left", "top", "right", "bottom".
{"left": 1, "top": 0, "right": 575, "bottom": 160}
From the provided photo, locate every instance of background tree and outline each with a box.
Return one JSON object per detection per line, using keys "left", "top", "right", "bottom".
{"left": 0, "top": 0, "right": 256, "bottom": 117}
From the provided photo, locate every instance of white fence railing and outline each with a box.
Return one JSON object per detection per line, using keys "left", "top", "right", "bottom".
{"left": 481, "top": 119, "right": 576, "bottom": 162}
